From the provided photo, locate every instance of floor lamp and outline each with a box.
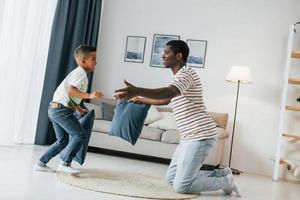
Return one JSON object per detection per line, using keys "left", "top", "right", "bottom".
{"left": 226, "top": 66, "right": 253, "bottom": 175}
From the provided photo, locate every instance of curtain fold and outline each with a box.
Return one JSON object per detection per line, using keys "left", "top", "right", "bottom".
{"left": 34, "top": 0, "right": 102, "bottom": 145}
{"left": 0, "top": 0, "right": 58, "bottom": 145}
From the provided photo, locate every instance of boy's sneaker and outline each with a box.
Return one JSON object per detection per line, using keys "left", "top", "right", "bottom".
{"left": 34, "top": 163, "right": 55, "bottom": 173}
{"left": 57, "top": 164, "right": 80, "bottom": 174}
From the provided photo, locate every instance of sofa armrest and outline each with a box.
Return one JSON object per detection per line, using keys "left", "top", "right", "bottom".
{"left": 216, "top": 127, "right": 229, "bottom": 139}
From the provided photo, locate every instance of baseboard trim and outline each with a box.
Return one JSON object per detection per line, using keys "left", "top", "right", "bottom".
{"left": 88, "top": 146, "right": 171, "bottom": 164}
{"left": 87, "top": 146, "right": 219, "bottom": 170}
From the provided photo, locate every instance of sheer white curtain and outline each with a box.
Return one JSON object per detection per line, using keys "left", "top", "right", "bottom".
{"left": 0, "top": 0, "right": 57, "bottom": 145}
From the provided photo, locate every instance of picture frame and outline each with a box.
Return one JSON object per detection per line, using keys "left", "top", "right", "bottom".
{"left": 186, "top": 39, "right": 207, "bottom": 68}
{"left": 150, "top": 34, "right": 180, "bottom": 67}
{"left": 124, "top": 36, "right": 146, "bottom": 63}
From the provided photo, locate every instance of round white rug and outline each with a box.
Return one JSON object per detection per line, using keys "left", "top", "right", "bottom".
{"left": 57, "top": 168, "right": 199, "bottom": 199}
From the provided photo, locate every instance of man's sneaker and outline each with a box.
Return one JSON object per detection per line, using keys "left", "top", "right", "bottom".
{"left": 57, "top": 164, "right": 80, "bottom": 174}
{"left": 223, "top": 174, "right": 234, "bottom": 195}
{"left": 34, "top": 163, "right": 55, "bottom": 173}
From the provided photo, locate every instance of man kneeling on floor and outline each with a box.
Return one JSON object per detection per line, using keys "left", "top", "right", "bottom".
{"left": 114, "top": 40, "right": 241, "bottom": 197}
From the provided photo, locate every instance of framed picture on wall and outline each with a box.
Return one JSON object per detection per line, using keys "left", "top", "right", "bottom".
{"left": 186, "top": 39, "right": 207, "bottom": 68}
{"left": 124, "top": 36, "right": 146, "bottom": 63}
{"left": 150, "top": 34, "right": 180, "bottom": 67}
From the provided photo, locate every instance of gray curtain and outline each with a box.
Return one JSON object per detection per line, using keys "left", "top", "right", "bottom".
{"left": 35, "top": 0, "right": 102, "bottom": 145}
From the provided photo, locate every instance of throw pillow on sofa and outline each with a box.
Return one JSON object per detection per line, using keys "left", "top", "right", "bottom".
{"left": 102, "top": 102, "right": 116, "bottom": 121}
{"left": 144, "top": 106, "right": 162, "bottom": 124}
{"left": 83, "top": 102, "right": 102, "bottom": 119}
{"left": 110, "top": 100, "right": 150, "bottom": 145}
{"left": 148, "top": 112, "right": 177, "bottom": 130}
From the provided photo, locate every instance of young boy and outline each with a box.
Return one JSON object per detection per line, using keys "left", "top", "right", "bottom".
{"left": 34, "top": 45, "right": 103, "bottom": 174}
{"left": 114, "top": 40, "right": 241, "bottom": 196}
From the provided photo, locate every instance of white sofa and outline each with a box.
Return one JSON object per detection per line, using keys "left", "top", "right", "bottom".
{"left": 87, "top": 99, "right": 229, "bottom": 166}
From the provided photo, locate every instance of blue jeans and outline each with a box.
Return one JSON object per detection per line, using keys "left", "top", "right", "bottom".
{"left": 39, "top": 104, "right": 86, "bottom": 164}
{"left": 165, "top": 138, "right": 230, "bottom": 193}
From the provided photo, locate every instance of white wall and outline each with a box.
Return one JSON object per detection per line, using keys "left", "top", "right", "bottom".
{"left": 92, "top": 0, "right": 300, "bottom": 177}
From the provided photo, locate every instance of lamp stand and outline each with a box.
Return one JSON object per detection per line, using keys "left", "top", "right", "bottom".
{"left": 228, "top": 80, "right": 243, "bottom": 175}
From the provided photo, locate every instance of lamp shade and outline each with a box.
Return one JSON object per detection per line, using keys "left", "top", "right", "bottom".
{"left": 226, "top": 66, "right": 253, "bottom": 84}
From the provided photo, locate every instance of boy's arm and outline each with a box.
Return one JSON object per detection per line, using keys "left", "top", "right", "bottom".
{"left": 129, "top": 96, "right": 170, "bottom": 106}
{"left": 68, "top": 85, "right": 103, "bottom": 100}
{"left": 114, "top": 80, "right": 180, "bottom": 100}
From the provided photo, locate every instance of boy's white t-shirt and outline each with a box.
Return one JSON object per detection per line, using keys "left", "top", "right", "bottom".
{"left": 52, "top": 66, "right": 88, "bottom": 107}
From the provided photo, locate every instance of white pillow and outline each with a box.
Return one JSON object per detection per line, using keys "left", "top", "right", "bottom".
{"left": 144, "top": 106, "right": 162, "bottom": 124}
{"left": 148, "top": 112, "right": 177, "bottom": 130}
{"left": 83, "top": 102, "right": 102, "bottom": 119}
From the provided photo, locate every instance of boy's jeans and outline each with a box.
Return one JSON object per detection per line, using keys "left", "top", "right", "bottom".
{"left": 39, "top": 104, "right": 86, "bottom": 164}
{"left": 165, "top": 138, "right": 230, "bottom": 193}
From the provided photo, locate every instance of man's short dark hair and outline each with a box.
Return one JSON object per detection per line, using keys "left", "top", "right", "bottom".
{"left": 166, "top": 40, "right": 189, "bottom": 62}
{"left": 74, "top": 45, "right": 96, "bottom": 58}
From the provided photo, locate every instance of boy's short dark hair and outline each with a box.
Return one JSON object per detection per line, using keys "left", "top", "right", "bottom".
{"left": 74, "top": 45, "right": 96, "bottom": 58}
{"left": 166, "top": 40, "right": 189, "bottom": 62}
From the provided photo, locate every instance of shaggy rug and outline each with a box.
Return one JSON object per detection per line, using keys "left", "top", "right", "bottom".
{"left": 57, "top": 168, "right": 199, "bottom": 199}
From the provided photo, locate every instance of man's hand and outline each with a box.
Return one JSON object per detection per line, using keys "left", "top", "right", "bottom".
{"left": 113, "top": 80, "right": 139, "bottom": 100}
{"left": 89, "top": 90, "right": 103, "bottom": 100}
{"left": 128, "top": 96, "right": 142, "bottom": 103}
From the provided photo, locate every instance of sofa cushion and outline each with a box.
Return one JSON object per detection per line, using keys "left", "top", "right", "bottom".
{"left": 144, "top": 106, "right": 162, "bottom": 125}
{"left": 89, "top": 98, "right": 117, "bottom": 107}
{"left": 102, "top": 102, "right": 116, "bottom": 121}
{"left": 208, "top": 112, "right": 228, "bottom": 129}
{"left": 161, "top": 129, "right": 180, "bottom": 144}
{"left": 148, "top": 112, "right": 177, "bottom": 130}
{"left": 156, "top": 106, "right": 172, "bottom": 112}
{"left": 101, "top": 98, "right": 118, "bottom": 105}
{"left": 140, "top": 126, "right": 164, "bottom": 141}
{"left": 161, "top": 128, "right": 228, "bottom": 144}
{"left": 156, "top": 107, "right": 228, "bottom": 129}
{"left": 83, "top": 102, "right": 102, "bottom": 119}
{"left": 93, "top": 119, "right": 112, "bottom": 133}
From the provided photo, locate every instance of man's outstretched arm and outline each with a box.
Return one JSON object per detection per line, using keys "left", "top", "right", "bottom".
{"left": 113, "top": 80, "right": 180, "bottom": 100}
